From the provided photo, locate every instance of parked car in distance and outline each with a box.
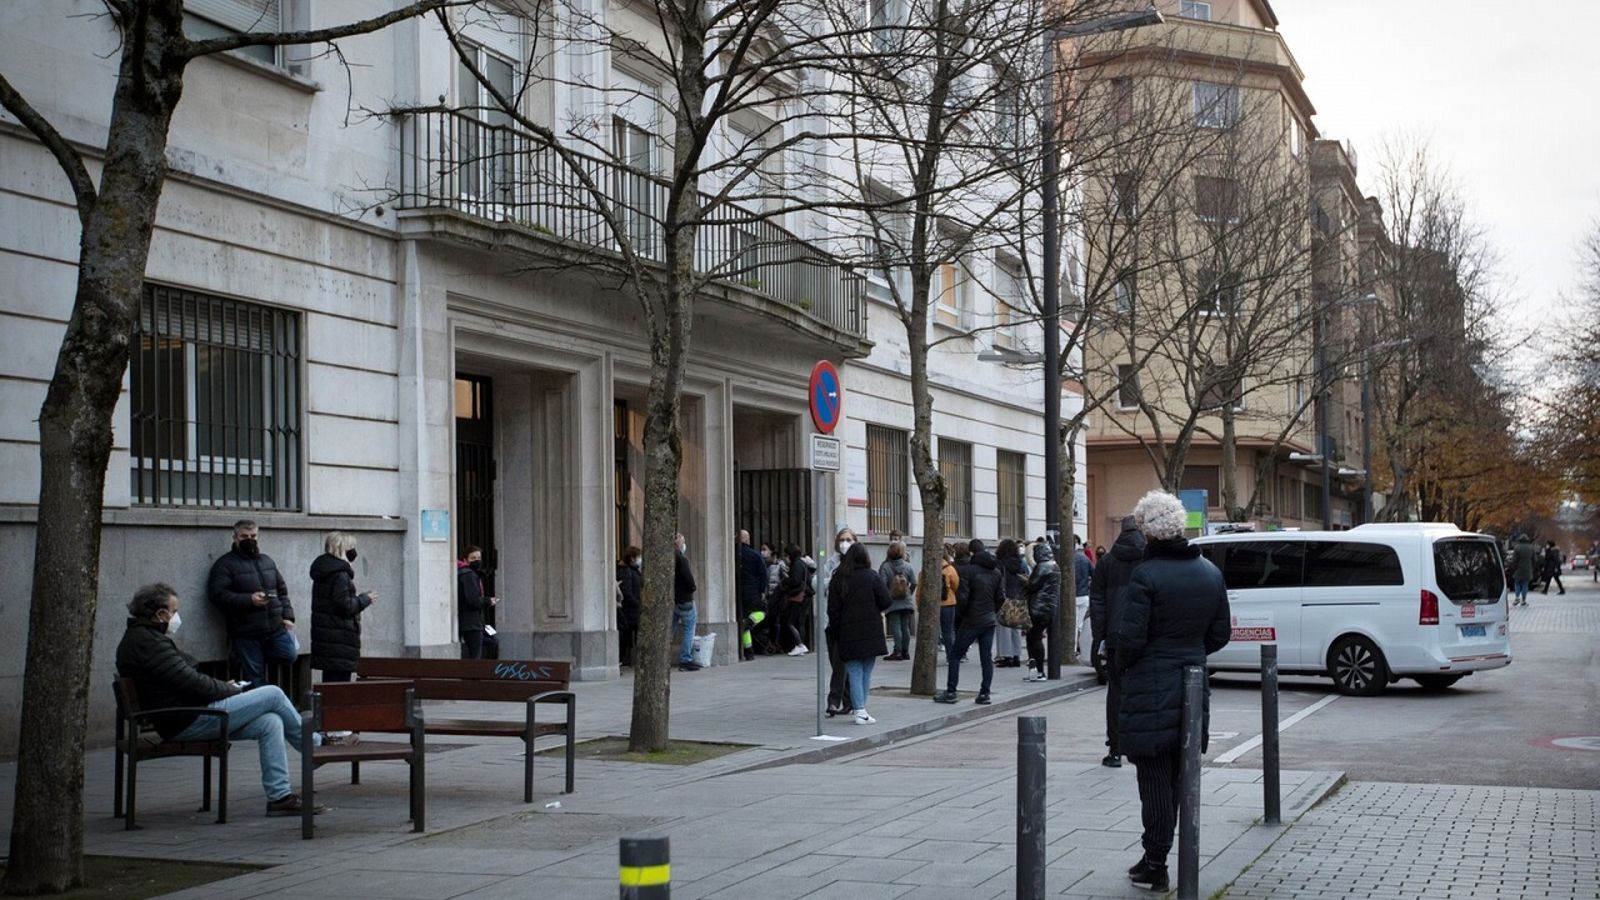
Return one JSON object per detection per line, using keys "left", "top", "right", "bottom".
{"left": 1192, "top": 523, "right": 1512, "bottom": 697}
{"left": 1571, "top": 554, "right": 1590, "bottom": 571}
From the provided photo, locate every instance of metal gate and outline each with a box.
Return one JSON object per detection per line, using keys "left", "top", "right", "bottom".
{"left": 735, "top": 468, "right": 813, "bottom": 554}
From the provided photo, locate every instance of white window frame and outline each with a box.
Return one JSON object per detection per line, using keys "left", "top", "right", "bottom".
{"left": 1180, "top": 1, "right": 1212, "bottom": 21}
{"left": 1193, "top": 81, "right": 1239, "bottom": 129}
{"left": 935, "top": 259, "right": 971, "bottom": 329}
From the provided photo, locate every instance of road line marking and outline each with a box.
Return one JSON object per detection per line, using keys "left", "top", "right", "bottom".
{"left": 1213, "top": 694, "right": 1340, "bottom": 764}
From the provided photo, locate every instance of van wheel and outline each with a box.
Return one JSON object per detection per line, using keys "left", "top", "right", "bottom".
{"left": 1412, "top": 674, "right": 1464, "bottom": 691}
{"left": 1328, "top": 636, "right": 1388, "bottom": 697}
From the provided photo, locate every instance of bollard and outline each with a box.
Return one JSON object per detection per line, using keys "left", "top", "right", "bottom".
{"left": 1260, "top": 643, "right": 1281, "bottom": 825}
{"left": 1016, "top": 716, "right": 1047, "bottom": 900}
{"left": 620, "top": 835, "right": 670, "bottom": 899}
{"left": 1177, "top": 665, "right": 1204, "bottom": 900}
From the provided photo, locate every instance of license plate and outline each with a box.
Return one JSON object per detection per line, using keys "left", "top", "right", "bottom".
{"left": 1461, "top": 624, "right": 1486, "bottom": 638}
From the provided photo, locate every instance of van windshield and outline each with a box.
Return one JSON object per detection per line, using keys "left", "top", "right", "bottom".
{"left": 1433, "top": 539, "right": 1503, "bottom": 604}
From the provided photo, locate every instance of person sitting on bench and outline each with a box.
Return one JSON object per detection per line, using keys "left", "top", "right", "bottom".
{"left": 116, "top": 582, "right": 324, "bottom": 817}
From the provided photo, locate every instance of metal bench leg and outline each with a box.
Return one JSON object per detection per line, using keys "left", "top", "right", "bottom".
{"left": 565, "top": 701, "right": 576, "bottom": 795}
{"left": 113, "top": 738, "right": 125, "bottom": 819}
{"left": 218, "top": 745, "right": 228, "bottom": 825}
{"left": 412, "top": 749, "right": 426, "bottom": 832}
{"left": 524, "top": 717, "right": 536, "bottom": 804}
{"left": 351, "top": 761, "right": 361, "bottom": 785}
{"left": 125, "top": 756, "right": 138, "bottom": 831}
{"left": 200, "top": 754, "right": 212, "bottom": 812}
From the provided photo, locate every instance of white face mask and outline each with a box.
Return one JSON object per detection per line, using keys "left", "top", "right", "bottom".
{"left": 837, "top": 540, "right": 854, "bottom": 555}
{"left": 166, "top": 612, "right": 183, "bottom": 636}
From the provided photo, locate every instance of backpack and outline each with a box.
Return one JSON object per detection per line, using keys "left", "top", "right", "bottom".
{"left": 889, "top": 570, "right": 909, "bottom": 599}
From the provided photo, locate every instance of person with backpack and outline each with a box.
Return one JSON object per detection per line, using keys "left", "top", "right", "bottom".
{"left": 879, "top": 540, "right": 918, "bottom": 660}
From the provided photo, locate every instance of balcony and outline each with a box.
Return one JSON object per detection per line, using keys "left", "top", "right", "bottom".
{"left": 395, "top": 108, "right": 868, "bottom": 346}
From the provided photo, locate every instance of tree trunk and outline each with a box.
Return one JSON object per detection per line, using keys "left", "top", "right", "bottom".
{"left": 628, "top": 5, "right": 705, "bottom": 752}
{"left": 1220, "top": 405, "right": 1241, "bottom": 520}
{"left": 5, "top": 15, "right": 187, "bottom": 894}
{"left": 1057, "top": 426, "right": 1080, "bottom": 665}
{"left": 906, "top": 293, "right": 944, "bottom": 696}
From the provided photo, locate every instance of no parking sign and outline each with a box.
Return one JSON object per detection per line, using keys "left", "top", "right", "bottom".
{"left": 808, "top": 360, "right": 843, "bottom": 435}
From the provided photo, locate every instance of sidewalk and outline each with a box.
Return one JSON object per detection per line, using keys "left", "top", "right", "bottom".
{"left": 0, "top": 657, "right": 1346, "bottom": 899}
{"left": 1221, "top": 780, "right": 1600, "bottom": 899}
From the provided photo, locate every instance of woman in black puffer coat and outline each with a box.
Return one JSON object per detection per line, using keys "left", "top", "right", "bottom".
{"left": 310, "top": 531, "right": 374, "bottom": 682}
{"left": 1112, "top": 491, "right": 1230, "bottom": 892}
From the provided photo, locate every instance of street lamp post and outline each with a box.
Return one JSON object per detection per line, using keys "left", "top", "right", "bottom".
{"left": 1039, "top": 6, "right": 1163, "bottom": 680}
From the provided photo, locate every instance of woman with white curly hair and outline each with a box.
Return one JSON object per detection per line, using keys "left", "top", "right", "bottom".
{"left": 1113, "top": 490, "right": 1231, "bottom": 892}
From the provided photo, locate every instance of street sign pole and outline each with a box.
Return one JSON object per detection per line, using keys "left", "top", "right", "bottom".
{"left": 806, "top": 362, "right": 844, "bottom": 742}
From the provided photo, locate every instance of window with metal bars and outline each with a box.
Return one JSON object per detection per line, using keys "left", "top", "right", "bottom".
{"left": 996, "top": 450, "right": 1026, "bottom": 541}
{"left": 866, "top": 424, "right": 908, "bottom": 535}
{"left": 130, "top": 285, "right": 302, "bottom": 510}
{"left": 939, "top": 438, "right": 973, "bottom": 539}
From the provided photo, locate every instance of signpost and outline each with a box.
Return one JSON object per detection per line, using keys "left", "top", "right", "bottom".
{"left": 808, "top": 362, "right": 843, "bottom": 740}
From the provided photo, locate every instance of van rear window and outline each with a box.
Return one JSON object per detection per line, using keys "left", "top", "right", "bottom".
{"left": 1433, "top": 539, "right": 1504, "bottom": 604}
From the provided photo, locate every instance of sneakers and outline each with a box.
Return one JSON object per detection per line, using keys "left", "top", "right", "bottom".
{"left": 1023, "top": 670, "right": 1047, "bottom": 683}
{"left": 853, "top": 710, "right": 877, "bottom": 725}
{"left": 1128, "top": 858, "right": 1155, "bottom": 878}
{"left": 678, "top": 661, "right": 703, "bottom": 672}
{"left": 932, "top": 691, "right": 959, "bottom": 704}
{"left": 1102, "top": 753, "right": 1123, "bottom": 768}
{"left": 1129, "top": 862, "right": 1169, "bottom": 892}
{"left": 265, "top": 793, "right": 325, "bottom": 817}
{"left": 974, "top": 692, "right": 992, "bottom": 705}
{"left": 788, "top": 644, "right": 809, "bottom": 657}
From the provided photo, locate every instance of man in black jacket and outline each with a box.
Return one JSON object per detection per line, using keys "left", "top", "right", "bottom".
{"left": 207, "top": 520, "right": 297, "bottom": 687}
{"left": 1089, "top": 515, "right": 1146, "bottom": 768}
{"left": 674, "top": 533, "right": 701, "bottom": 671}
{"left": 735, "top": 529, "right": 770, "bottom": 660}
{"left": 117, "top": 583, "right": 321, "bottom": 816}
{"left": 934, "top": 548, "right": 1002, "bottom": 705}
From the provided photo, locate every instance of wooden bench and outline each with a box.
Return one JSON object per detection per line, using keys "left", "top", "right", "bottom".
{"left": 356, "top": 657, "right": 576, "bottom": 800}
{"left": 198, "top": 653, "right": 313, "bottom": 710}
{"left": 111, "top": 677, "right": 231, "bottom": 830}
{"left": 299, "top": 681, "right": 425, "bottom": 839}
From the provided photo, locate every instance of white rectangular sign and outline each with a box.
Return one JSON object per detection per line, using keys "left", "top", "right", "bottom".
{"left": 809, "top": 434, "right": 842, "bottom": 472}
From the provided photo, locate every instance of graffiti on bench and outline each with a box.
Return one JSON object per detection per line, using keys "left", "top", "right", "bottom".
{"left": 494, "top": 662, "right": 556, "bottom": 682}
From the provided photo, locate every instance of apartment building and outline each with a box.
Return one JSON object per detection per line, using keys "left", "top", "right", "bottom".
{"left": 0, "top": 0, "right": 1076, "bottom": 751}
{"left": 1070, "top": 0, "right": 1383, "bottom": 545}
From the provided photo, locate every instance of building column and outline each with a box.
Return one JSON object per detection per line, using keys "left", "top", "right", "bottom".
{"left": 396, "top": 242, "right": 457, "bottom": 656}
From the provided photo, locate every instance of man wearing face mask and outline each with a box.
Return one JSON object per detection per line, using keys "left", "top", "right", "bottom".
{"left": 207, "top": 520, "right": 297, "bottom": 688}
{"left": 117, "top": 583, "right": 322, "bottom": 816}
{"left": 458, "top": 545, "right": 499, "bottom": 659}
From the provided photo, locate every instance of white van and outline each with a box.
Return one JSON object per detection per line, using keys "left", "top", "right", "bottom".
{"left": 1190, "top": 523, "right": 1512, "bottom": 695}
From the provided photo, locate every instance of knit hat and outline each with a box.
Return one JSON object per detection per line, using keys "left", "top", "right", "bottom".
{"left": 1132, "top": 490, "right": 1188, "bottom": 542}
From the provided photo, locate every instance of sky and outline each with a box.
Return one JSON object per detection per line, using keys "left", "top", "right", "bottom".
{"left": 1271, "top": 0, "right": 1600, "bottom": 333}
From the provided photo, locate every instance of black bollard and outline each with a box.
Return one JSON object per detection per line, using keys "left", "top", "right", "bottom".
{"left": 1261, "top": 643, "right": 1281, "bottom": 825}
{"left": 620, "top": 835, "right": 670, "bottom": 899}
{"left": 1017, "top": 716, "right": 1047, "bottom": 899}
{"left": 1178, "top": 665, "right": 1204, "bottom": 900}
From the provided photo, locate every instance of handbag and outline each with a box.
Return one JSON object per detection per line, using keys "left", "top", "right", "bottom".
{"left": 998, "top": 593, "right": 1032, "bottom": 630}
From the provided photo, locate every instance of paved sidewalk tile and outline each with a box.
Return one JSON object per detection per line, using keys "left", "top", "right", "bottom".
{"left": 1223, "top": 781, "right": 1600, "bottom": 899}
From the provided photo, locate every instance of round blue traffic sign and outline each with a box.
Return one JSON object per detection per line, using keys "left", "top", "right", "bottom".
{"left": 809, "top": 361, "right": 843, "bottom": 434}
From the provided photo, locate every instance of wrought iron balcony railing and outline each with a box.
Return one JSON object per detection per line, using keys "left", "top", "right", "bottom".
{"left": 396, "top": 108, "right": 867, "bottom": 339}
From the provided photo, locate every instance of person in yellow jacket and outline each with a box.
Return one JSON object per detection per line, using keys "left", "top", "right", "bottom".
{"left": 940, "top": 544, "right": 961, "bottom": 661}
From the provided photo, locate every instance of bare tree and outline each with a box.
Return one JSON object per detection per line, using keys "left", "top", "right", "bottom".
{"left": 0, "top": 2, "right": 474, "bottom": 892}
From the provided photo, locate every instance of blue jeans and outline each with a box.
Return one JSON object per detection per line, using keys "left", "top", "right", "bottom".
{"left": 171, "top": 685, "right": 303, "bottom": 802}
{"left": 673, "top": 603, "right": 698, "bottom": 663}
{"left": 1514, "top": 579, "right": 1530, "bottom": 603}
{"left": 940, "top": 607, "right": 956, "bottom": 659}
{"left": 947, "top": 625, "right": 995, "bottom": 694}
{"left": 844, "top": 657, "right": 876, "bottom": 711}
{"left": 232, "top": 628, "right": 298, "bottom": 687}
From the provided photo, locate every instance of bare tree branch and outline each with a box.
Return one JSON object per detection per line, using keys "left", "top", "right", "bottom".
{"left": 0, "top": 72, "right": 96, "bottom": 224}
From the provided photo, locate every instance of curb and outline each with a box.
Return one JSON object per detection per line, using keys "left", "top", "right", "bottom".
{"left": 711, "top": 673, "right": 1102, "bottom": 776}
{"left": 1198, "top": 769, "right": 1347, "bottom": 899}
